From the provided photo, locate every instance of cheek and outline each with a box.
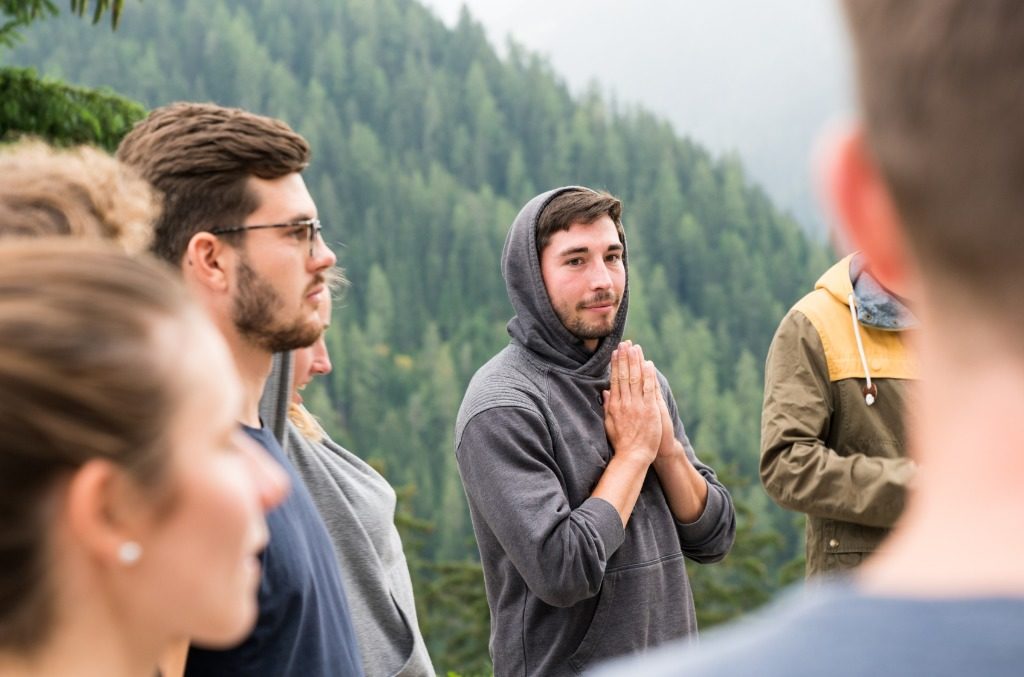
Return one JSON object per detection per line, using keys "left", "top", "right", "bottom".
{"left": 152, "top": 467, "right": 262, "bottom": 596}
{"left": 543, "top": 272, "right": 574, "bottom": 311}
{"left": 153, "top": 466, "right": 264, "bottom": 642}
{"left": 167, "top": 469, "right": 255, "bottom": 547}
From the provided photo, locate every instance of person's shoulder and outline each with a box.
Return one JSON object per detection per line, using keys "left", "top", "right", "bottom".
{"left": 241, "top": 424, "right": 288, "bottom": 461}
{"left": 590, "top": 581, "right": 1024, "bottom": 677}
{"left": 589, "top": 582, "right": 864, "bottom": 677}
{"left": 460, "top": 345, "right": 547, "bottom": 416}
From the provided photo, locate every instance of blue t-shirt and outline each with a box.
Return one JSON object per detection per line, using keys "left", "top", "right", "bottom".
{"left": 185, "top": 425, "right": 364, "bottom": 676}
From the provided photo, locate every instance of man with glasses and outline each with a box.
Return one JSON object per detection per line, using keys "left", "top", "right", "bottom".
{"left": 118, "top": 102, "right": 363, "bottom": 677}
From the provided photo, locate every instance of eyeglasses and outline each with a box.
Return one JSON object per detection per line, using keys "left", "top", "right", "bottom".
{"left": 208, "top": 218, "right": 324, "bottom": 257}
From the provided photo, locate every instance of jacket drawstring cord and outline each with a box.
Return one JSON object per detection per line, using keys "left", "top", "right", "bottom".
{"left": 847, "top": 292, "right": 877, "bottom": 406}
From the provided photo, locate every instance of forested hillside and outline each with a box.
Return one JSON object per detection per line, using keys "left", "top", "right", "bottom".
{"left": 4, "top": 0, "right": 830, "bottom": 672}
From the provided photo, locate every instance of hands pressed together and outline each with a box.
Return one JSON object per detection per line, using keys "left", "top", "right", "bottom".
{"left": 595, "top": 341, "right": 708, "bottom": 526}
{"left": 603, "top": 341, "right": 683, "bottom": 466}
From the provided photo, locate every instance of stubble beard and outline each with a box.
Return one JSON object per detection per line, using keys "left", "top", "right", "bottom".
{"left": 556, "top": 291, "right": 620, "bottom": 341}
{"left": 232, "top": 258, "right": 322, "bottom": 353}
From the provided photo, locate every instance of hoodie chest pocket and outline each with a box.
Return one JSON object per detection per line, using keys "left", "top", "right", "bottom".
{"left": 557, "top": 428, "right": 611, "bottom": 506}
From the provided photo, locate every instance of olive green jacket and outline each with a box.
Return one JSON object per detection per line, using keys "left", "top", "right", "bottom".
{"left": 760, "top": 255, "right": 917, "bottom": 576}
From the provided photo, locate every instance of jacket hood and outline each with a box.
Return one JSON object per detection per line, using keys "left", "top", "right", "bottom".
{"left": 501, "top": 186, "right": 628, "bottom": 377}
{"left": 814, "top": 254, "right": 857, "bottom": 306}
{"left": 816, "top": 253, "right": 916, "bottom": 331}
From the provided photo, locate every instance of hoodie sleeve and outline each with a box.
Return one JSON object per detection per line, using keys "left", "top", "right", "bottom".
{"left": 660, "top": 377, "right": 736, "bottom": 563}
{"left": 760, "top": 310, "right": 915, "bottom": 527}
{"left": 456, "top": 406, "right": 626, "bottom": 608}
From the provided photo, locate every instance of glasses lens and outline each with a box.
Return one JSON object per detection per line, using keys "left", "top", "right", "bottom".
{"left": 308, "top": 220, "right": 324, "bottom": 257}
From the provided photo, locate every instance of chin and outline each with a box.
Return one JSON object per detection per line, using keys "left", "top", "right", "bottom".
{"left": 194, "top": 604, "right": 259, "bottom": 648}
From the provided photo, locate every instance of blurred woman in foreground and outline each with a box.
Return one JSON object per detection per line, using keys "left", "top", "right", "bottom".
{"left": 0, "top": 240, "right": 288, "bottom": 677}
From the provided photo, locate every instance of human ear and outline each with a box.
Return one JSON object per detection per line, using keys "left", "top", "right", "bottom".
{"left": 826, "top": 124, "right": 914, "bottom": 296}
{"left": 64, "top": 460, "right": 149, "bottom": 568}
{"left": 184, "top": 232, "right": 233, "bottom": 294}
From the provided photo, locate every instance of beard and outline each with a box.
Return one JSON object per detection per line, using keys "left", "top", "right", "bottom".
{"left": 232, "top": 258, "right": 322, "bottom": 353}
{"left": 554, "top": 290, "right": 620, "bottom": 340}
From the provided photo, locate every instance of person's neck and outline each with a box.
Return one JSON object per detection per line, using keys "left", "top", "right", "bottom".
{"left": 220, "top": 325, "right": 274, "bottom": 429}
{"left": 860, "top": 331, "right": 1024, "bottom": 596}
{"left": 0, "top": 613, "right": 169, "bottom": 677}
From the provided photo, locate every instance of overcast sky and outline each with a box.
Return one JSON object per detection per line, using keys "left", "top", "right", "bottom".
{"left": 418, "top": 0, "right": 854, "bottom": 234}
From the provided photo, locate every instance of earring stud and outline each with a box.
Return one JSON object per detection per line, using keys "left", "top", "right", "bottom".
{"left": 118, "top": 541, "right": 142, "bottom": 566}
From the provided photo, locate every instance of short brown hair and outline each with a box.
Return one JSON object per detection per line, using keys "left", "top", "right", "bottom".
{"left": 536, "top": 188, "right": 624, "bottom": 256}
{"left": 0, "top": 240, "right": 194, "bottom": 650}
{"left": 0, "top": 140, "right": 158, "bottom": 254}
{"left": 842, "top": 0, "right": 1024, "bottom": 326}
{"left": 116, "top": 102, "right": 310, "bottom": 264}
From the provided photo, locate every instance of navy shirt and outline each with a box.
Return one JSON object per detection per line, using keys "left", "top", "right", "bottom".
{"left": 185, "top": 425, "right": 364, "bottom": 676}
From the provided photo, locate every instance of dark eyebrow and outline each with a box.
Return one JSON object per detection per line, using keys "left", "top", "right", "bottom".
{"left": 555, "top": 242, "right": 623, "bottom": 258}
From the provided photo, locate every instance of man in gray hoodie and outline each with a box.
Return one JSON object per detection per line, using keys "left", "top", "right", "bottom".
{"left": 455, "top": 187, "right": 736, "bottom": 676}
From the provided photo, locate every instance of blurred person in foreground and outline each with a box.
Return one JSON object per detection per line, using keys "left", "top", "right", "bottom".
{"left": 592, "top": 2, "right": 1024, "bottom": 674}
{"left": 279, "top": 273, "right": 434, "bottom": 676}
{"left": 0, "top": 139, "right": 157, "bottom": 252}
{"left": 0, "top": 137, "right": 196, "bottom": 676}
{"left": 0, "top": 240, "right": 288, "bottom": 677}
{"left": 118, "top": 102, "right": 363, "bottom": 676}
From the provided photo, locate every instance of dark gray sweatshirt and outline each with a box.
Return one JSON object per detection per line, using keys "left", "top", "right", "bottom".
{"left": 455, "top": 187, "right": 736, "bottom": 676}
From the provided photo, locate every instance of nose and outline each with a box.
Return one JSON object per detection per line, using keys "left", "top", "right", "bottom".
{"left": 238, "top": 434, "right": 290, "bottom": 513}
{"left": 587, "top": 259, "right": 613, "bottom": 290}
{"left": 310, "top": 337, "right": 332, "bottom": 376}
{"left": 309, "top": 230, "right": 337, "bottom": 271}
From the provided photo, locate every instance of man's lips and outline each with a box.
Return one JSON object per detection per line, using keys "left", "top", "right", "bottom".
{"left": 580, "top": 296, "right": 618, "bottom": 311}
{"left": 305, "top": 273, "right": 327, "bottom": 300}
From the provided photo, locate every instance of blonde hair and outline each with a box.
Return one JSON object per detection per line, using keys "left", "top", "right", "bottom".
{"left": 288, "top": 402, "right": 326, "bottom": 443}
{"left": 0, "top": 139, "right": 159, "bottom": 254}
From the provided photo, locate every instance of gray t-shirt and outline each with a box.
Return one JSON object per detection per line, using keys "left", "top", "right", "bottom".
{"left": 589, "top": 580, "right": 1024, "bottom": 677}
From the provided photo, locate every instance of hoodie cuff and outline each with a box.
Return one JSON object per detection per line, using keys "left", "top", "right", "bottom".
{"left": 579, "top": 497, "right": 626, "bottom": 556}
{"left": 674, "top": 480, "right": 725, "bottom": 543}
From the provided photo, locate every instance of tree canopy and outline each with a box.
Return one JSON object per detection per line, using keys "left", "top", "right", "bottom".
{"left": 0, "top": 0, "right": 123, "bottom": 46}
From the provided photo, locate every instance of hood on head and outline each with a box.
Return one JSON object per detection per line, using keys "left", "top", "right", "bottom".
{"left": 501, "top": 186, "right": 628, "bottom": 376}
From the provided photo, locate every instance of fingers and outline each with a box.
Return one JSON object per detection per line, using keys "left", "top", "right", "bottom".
{"left": 615, "top": 342, "right": 658, "bottom": 409}
{"left": 608, "top": 345, "right": 621, "bottom": 403}
{"left": 628, "top": 344, "right": 643, "bottom": 389}
{"left": 609, "top": 341, "right": 663, "bottom": 406}
{"left": 642, "top": 359, "right": 657, "bottom": 398}
{"left": 617, "top": 342, "right": 632, "bottom": 404}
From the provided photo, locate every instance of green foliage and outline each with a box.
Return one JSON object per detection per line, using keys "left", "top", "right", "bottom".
{"left": 6, "top": 0, "right": 832, "bottom": 669}
{"left": 0, "top": 66, "right": 144, "bottom": 149}
{"left": 0, "top": 0, "right": 123, "bottom": 46}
